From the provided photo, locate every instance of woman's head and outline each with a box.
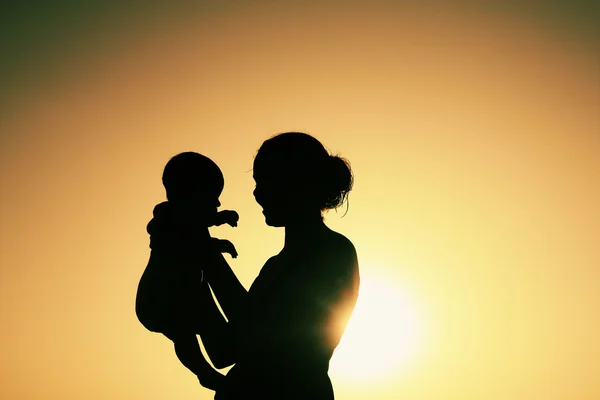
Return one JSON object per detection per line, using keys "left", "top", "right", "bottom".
{"left": 253, "top": 132, "right": 353, "bottom": 227}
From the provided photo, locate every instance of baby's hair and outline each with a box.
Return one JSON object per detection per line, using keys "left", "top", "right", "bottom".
{"left": 162, "top": 152, "right": 224, "bottom": 201}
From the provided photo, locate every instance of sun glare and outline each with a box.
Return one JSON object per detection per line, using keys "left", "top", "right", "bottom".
{"left": 330, "top": 273, "right": 421, "bottom": 383}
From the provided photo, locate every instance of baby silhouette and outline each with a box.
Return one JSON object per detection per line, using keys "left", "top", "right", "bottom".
{"left": 135, "top": 152, "right": 238, "bottom": 391}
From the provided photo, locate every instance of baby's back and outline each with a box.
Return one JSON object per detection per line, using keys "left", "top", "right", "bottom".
{"left": 136, "top": 245, "right": 207, "bottom": 333}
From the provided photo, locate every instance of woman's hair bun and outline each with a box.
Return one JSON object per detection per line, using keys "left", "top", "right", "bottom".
{"left": 255, "top": 131, "right": 354, "bottom": 214}
{"left": 322, "top": 154, "right": 354, "bottom": 211}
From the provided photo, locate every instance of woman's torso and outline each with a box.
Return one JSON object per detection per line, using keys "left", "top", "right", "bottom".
{"left": 218, "top": 231, "right": 359, "bottom": 399}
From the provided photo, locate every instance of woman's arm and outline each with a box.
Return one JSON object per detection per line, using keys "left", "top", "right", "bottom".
{"left": 203, "top": 250, "right": 249, "bottom": 323}
{"left": 195, "top": 282, "right": 237, "bottom": 369}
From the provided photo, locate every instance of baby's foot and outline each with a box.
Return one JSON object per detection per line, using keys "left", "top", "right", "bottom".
{"left": 197, "top": 371, "right": 225, "bottom": 392}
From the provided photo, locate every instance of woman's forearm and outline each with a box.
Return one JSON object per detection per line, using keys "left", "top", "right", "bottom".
{"left": 196, "top": 283, "right": 237, "bottom": 368}
{"left": 205, "top": 252, "right": 248, "bottom": 322}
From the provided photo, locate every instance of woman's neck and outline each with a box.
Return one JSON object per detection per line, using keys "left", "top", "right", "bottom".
{"left": 282, "top": 211, "right": 328, "bottom": 254}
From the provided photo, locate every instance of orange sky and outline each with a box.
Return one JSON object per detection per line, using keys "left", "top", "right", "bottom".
{"left": 1, "top": 1, "right": 599, "bottom": 399}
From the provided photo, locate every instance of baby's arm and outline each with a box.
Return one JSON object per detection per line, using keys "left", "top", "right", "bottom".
{"left": 210, "top": 210, "right": 239, "bottom": 227}
{"left": 211, "top": 238, "right": 238, "bottom": 258}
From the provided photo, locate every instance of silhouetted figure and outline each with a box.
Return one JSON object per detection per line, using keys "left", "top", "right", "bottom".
{"left": 135, "top": 152, "right": 239, "bottom": 390}
{"left": 195, "top": 133, "right": 360, "bottom": 399}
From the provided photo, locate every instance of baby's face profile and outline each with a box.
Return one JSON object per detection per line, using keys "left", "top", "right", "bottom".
{"left": 173, "top": 182, "right": 223, "bottom": 222}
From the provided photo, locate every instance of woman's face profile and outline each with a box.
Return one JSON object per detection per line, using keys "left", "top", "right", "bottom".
{"left": 253, "top": 133, "right": 328, "bottom": 227}
{"left": 253, "top": 154, "right": 301, "bottom": 227}
{"left": 253, "top": 171, "right": 287, "bottom": 227}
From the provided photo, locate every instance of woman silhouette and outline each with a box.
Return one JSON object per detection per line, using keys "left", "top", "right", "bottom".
{"left": 197, "top": 132, "right": 360, "bottom": 399}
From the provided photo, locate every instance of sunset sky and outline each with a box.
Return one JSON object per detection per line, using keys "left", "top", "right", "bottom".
{"left": 1, "top": 1, "right": 599, "bottom": 399}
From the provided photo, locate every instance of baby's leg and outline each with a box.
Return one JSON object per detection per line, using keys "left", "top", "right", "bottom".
{"left": 164, "top": 331, "right": 224, "bottom": 391}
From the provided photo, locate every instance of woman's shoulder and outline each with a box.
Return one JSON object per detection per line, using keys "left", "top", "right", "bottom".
{"left": 248, "top": 255, "right": 282, "bottom": 291}
{"left": 323, "top": 229, "right": 358, "bottom": 262}
{"left": 307, "top": 229, "right": 358, "bottom": 282}
{"left": 299, "top": 230, "right": 359, "bottom": 301}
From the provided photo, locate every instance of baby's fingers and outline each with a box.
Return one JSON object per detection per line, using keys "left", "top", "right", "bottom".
{"left": 227, "top": 211, "right": 239, "bottom": 226}
{"left": 218, "top": 239, "right": 238, "bottom": 258}
{"left": 225, "top": 245, "right": 238, "bottom": 258}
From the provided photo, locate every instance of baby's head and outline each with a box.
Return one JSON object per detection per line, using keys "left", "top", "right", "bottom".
{"left": 162, "top": 152, "right": 224, "bottom": 217}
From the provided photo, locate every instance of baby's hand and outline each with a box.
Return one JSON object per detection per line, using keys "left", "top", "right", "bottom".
{"left": 215, "top": 210, "right": 239, "bottom": 227}
{"left": 212, "top": 238, "right": 238, "bottom": 258}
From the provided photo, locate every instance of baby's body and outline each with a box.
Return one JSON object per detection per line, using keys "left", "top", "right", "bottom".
{"left": 136, "top": 202, "right": 238, "bottom": 335}
{"left": 135, "top": 152, "right": 238, "bottom": 392}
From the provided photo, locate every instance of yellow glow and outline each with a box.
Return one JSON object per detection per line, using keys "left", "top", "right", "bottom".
{"left": 1, "top": 2, "right": 599, "bottom": 400}
{"left": 330, "top": 273, "right": 421, "bottom": 383}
